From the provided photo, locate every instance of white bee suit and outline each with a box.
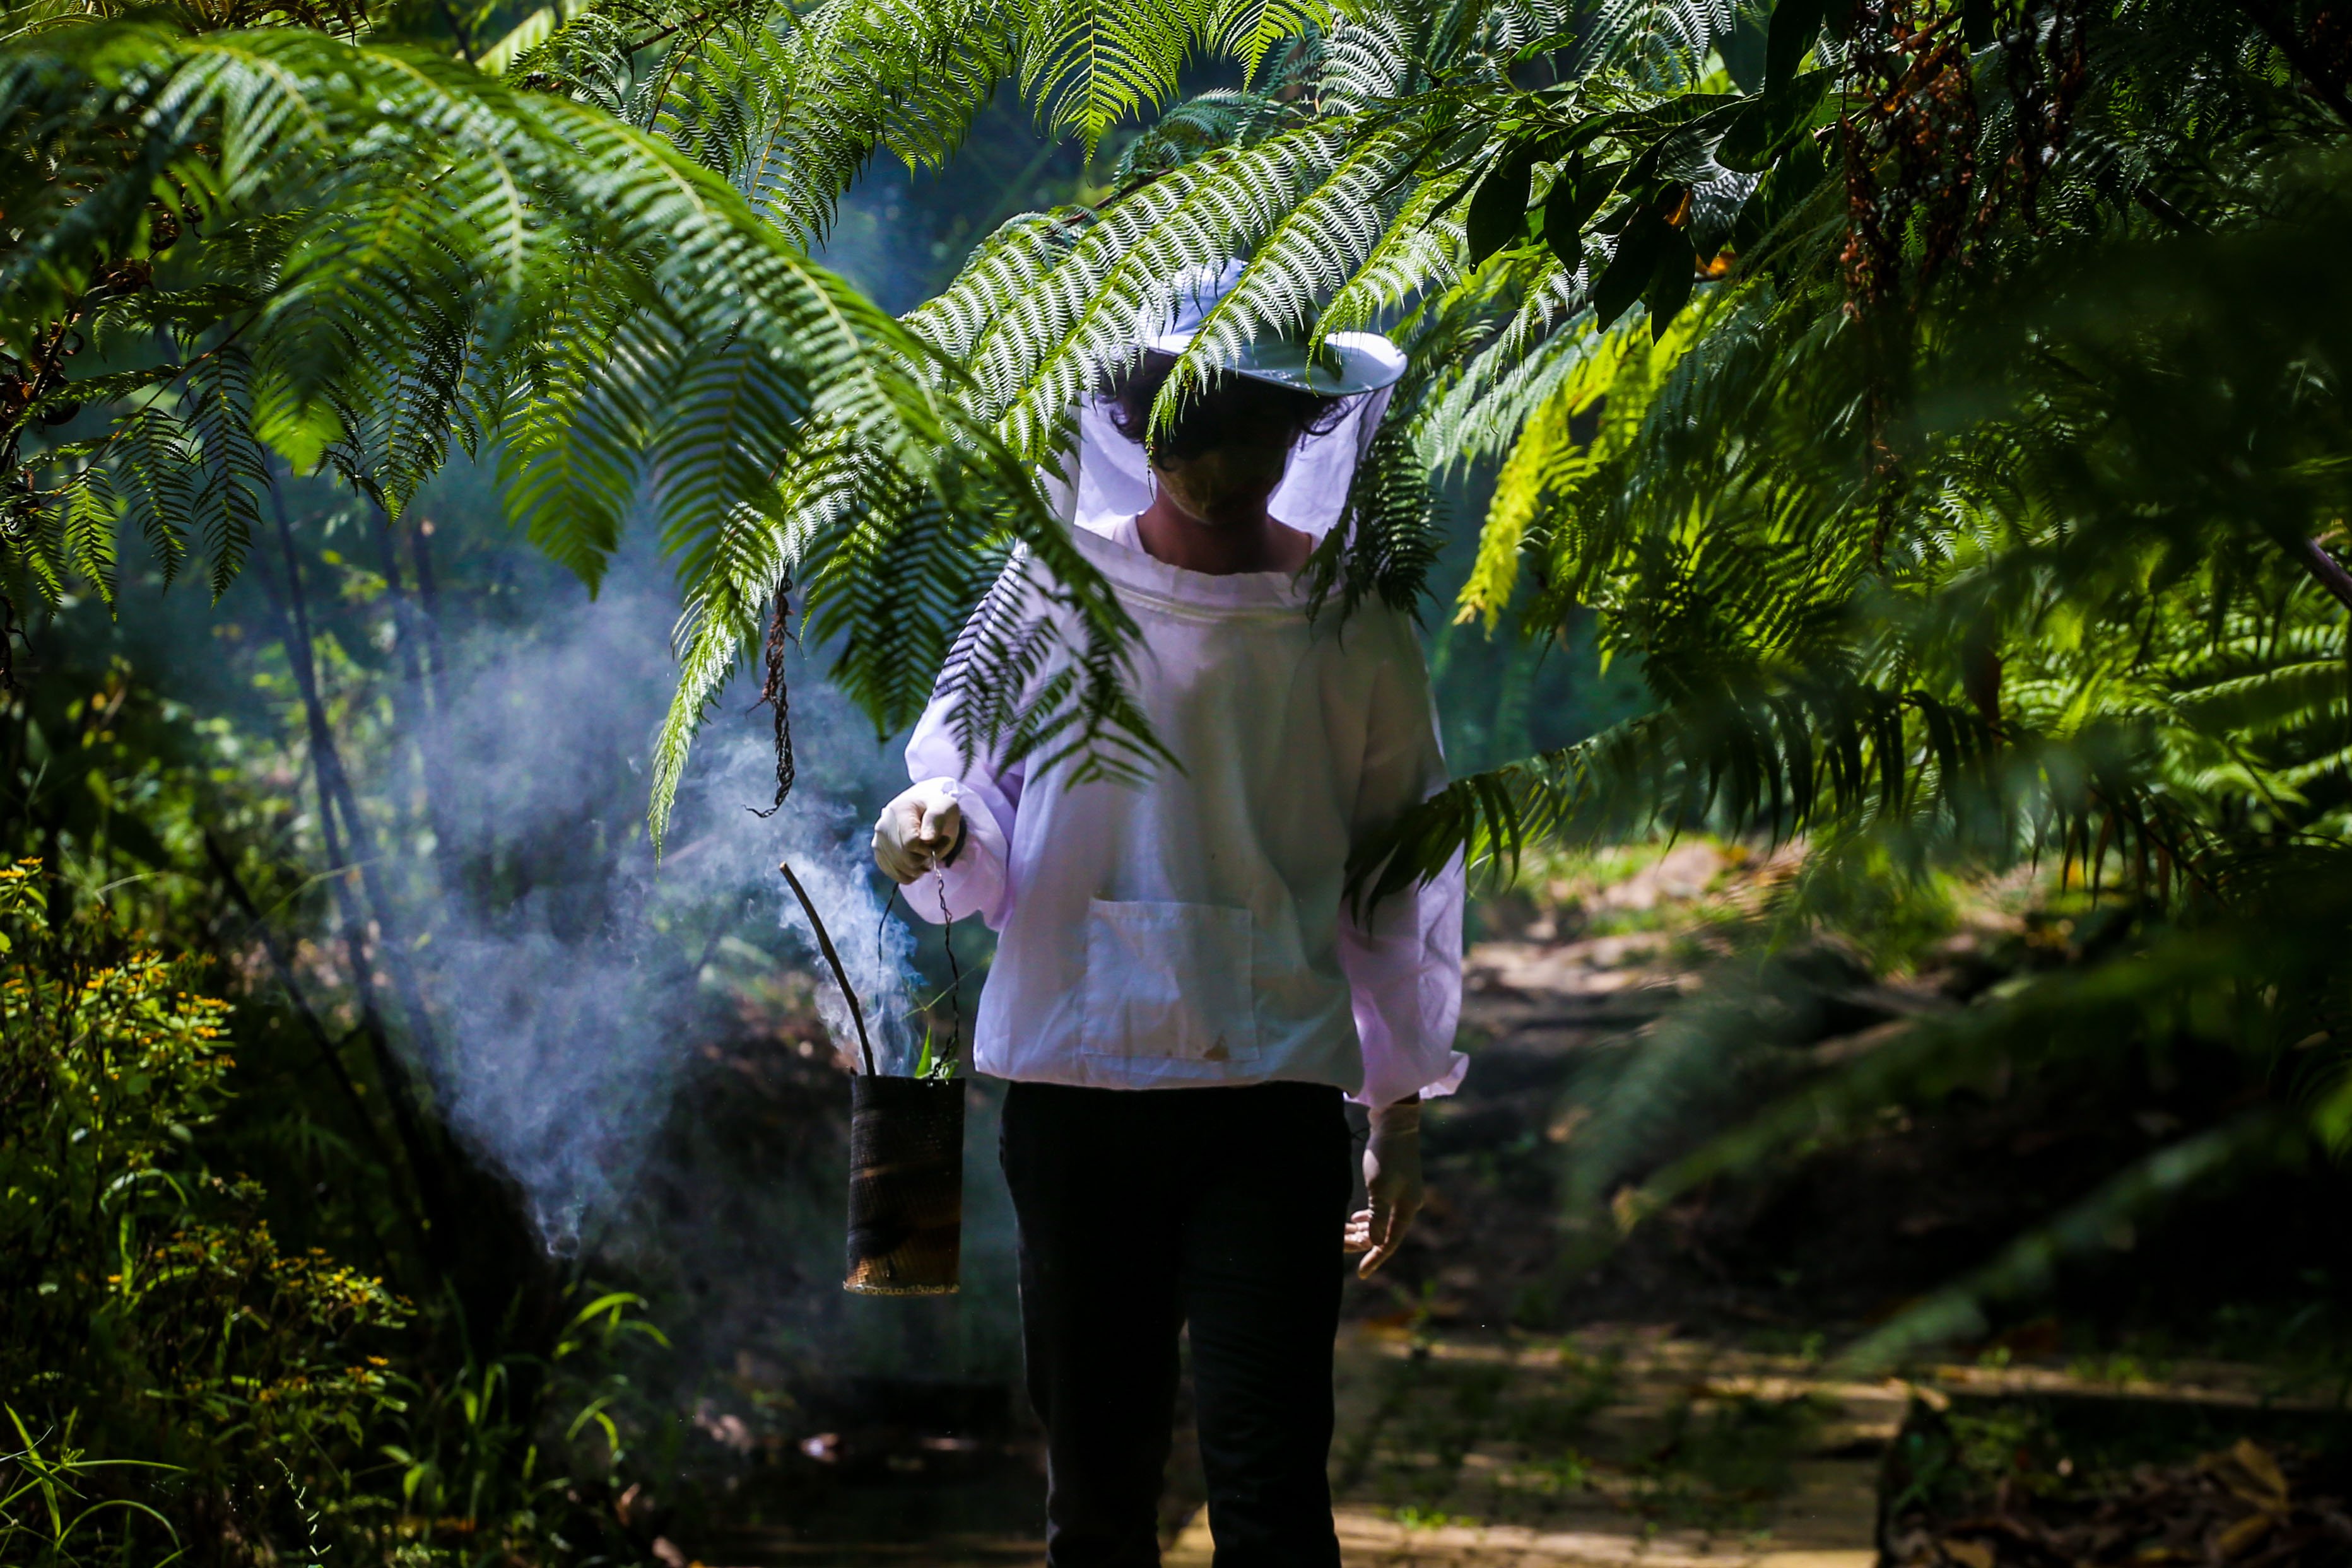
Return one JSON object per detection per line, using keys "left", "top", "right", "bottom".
{"left": 898, "top": 248, "right": 1460, "bottom": 1106}
{"left": 900, "top": 484, "right": 1466, "bottom": 1108}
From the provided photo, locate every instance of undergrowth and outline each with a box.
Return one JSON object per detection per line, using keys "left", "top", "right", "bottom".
{"left": 0, "top": 864, "right": 662, "bottom": 1565}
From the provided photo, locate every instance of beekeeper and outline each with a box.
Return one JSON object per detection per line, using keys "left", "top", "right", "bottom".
{"left": 871, "top": 264, "right": 1465, "bottom": 1568}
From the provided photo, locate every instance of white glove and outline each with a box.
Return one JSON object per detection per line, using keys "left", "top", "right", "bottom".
{"left": 1344, "top": 1099, "right": 1423, "bottom": 1278}
{"left": 871, "top": 778, "right": 965, "bottom": 885}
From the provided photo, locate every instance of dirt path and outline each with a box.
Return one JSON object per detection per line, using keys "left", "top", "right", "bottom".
{"left": 1160, "top": 1333, "right": 2344, "bottom": 1568}
{"left": 1168, "top": 1329, "right": 1887, "bottom": 1568}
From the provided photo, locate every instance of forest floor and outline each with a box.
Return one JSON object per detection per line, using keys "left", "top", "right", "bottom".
{"left": 684, "top": 842, "right": 2352, "bottom": 1567}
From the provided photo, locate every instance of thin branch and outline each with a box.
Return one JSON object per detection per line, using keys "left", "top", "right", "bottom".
{"left": 2295, "top": 534, "right": 2352, "bottom": 612}
{"left": 268, "top": 469, "right": 447, "bottom": 1082}
{"left": 2131, "top": 184, "right": 2196, "bottom": 234}
{"left": 624, "top": 6, "right": 722, "bottom": 57}
{"left": 779, "top": 858, "right": 876, "bottom": 1075}
{"left": 255, "top": 468, "right": 461, "bottom": 1281}
{"left": 372, "top": 503, "right": 461, "bottom": 891}
{"left": 408, "top": 516, "right": 453, "bottom": 714}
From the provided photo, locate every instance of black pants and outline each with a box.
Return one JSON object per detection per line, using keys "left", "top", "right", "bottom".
{"left": 999, "top": 1080, "right": 1351, "bottom": 1568}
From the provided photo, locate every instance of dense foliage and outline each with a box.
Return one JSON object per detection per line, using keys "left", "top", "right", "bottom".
{"left": 0, "top": 0, "right": 1154, "bottom": 838}
{"left": 0, "top": 863, "right": 410, "bottom": 1559}
{"left": 365, "top": 0, "right": 2352, "bottom": 1367}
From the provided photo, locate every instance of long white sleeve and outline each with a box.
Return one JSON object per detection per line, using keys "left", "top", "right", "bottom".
{"left": 898, "top": 556, "right": 1037, "bottom": 929}
{"left": 902, "top": 697, "right": 1023, "bottom": 928}
{"left": 1339, "top": 852, "right": 1467, "bottom": 1109}
{"left": 1338, "top": 619, "right": 1467, "bottom": 1108}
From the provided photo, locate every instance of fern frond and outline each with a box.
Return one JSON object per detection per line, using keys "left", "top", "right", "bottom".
{"left": 1348, "top": 666, "right": 2020, "bottom": 910}
{"left": 179, "top": 344, "right": 268, "bottom": 599}
{"left": 1014, "top": 0, "right": 1214, "bottom": 149}
{"left": 1561, "top": 0, "right": 1733, "bottom": 91}
{"left": 1207, "top": 0, "right": 1328, "bottom": 79}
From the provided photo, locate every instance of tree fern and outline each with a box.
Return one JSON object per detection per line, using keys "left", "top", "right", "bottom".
{"left": 1013, "top": 0, "right": 1213, "bottom": 149}
{"left": 1, "top": 13, "right": 1160, "bottom": 847}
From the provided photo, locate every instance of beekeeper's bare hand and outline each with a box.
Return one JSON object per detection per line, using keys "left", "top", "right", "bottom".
{"left": 872, "top": 779, "right": 965, "bottom": 884}
{"left": 1344, "top": 1099, "right": 1423, "bottom": 1278}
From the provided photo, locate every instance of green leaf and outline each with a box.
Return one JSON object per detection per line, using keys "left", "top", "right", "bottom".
{"left": 1541, "top": 153, "right": 1623, "bottom": 267}
{"left": 1558, "top": 94, "right": 1745, "bottom": 167}
{"left": 1730, "top": 131, "right": 1830, "bottom": 250}
{"left": 1643, "top": 228, "right": 1698, "bottom": 338}
{"left": 1206, "top": 0, "right": 1329, "bottom": 80}
{"left": 1015, "top": 0, "right": 1214, "bottom": 151}
{"left": 1592, "top": 196, "right": 1679, "bottom": 330}
{"left": 1765, "top": 0, "right": 1825, "bottom": 91}
{"left": 1715, "top": 67, "right": 1832, "bottom": 173}
{"left": 1466, "top": 139, "right": 1541, "bottom": 266}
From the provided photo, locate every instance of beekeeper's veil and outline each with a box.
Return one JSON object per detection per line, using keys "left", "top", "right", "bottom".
{"left": 1040, "top": 261, "right": 1408, "bottom": 542}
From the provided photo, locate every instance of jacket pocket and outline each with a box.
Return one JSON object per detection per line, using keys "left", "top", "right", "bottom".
{"left": 1079, "top": 899, "right": 1259, "bottom": 1065}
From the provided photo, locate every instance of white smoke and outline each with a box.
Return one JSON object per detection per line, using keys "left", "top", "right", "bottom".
{"left": 404, "top": 574, "right": 919, "bottom": 1249}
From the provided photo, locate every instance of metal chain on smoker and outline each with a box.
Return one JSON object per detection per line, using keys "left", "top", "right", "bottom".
{"left": 876, "top": 867, "right": 962, "bottom": 1076}
{"left": 933, "top": 868, "right": 961, "bottom": 1069}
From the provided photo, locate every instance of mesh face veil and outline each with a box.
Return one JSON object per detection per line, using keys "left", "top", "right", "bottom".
{"left": 1040, "top": 260, "right": 1406, "bottom": 544}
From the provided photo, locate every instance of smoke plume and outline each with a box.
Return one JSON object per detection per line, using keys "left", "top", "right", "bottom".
{"left": 404, "top": 575, "right": 918, "bottom": 1249}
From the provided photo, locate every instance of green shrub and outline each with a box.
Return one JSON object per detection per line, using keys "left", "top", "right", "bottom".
{"left": 0, "top": 862, "right": 408, "bottom": 1564}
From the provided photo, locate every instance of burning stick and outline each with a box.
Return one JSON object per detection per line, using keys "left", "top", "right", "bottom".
{"left": 779, "top": 859, "right": 877, "bottom": 1076}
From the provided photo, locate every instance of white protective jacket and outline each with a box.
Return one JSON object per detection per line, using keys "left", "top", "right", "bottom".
{"left": 901, "top": 515, "right": 1467, "bottom": 1108}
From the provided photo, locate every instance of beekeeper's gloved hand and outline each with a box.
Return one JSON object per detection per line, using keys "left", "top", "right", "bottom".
{"left": 872, "top": 778, "right": 966, "bottom": 884}
{"left": 1344, "top": 1097, "right": 1423, "bottom": 1278}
